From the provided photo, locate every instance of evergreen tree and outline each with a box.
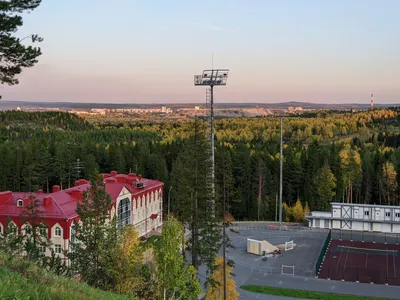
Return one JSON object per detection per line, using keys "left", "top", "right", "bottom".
{"left": 68, "top": 172, "right": 118, "bottom": 289}
{"left": 0, "top": 0, "right": 43, "bottom": 85}
{"left": 314, "top": 160, "right": 336, "bottom": 211}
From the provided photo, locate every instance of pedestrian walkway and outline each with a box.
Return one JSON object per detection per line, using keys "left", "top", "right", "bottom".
{"left": 244, "top": 272, "right": 400, "bottom": 299}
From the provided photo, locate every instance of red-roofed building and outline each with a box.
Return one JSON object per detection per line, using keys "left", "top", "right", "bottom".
{"left": 0, "top": 171, "right": 163, "bottom": 260}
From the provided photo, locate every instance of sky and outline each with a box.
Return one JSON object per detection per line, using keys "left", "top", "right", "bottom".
{"left": 2, "top": 0, "right": 400, "bottom": 104}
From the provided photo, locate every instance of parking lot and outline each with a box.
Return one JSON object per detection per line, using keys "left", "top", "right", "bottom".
{"left": 226, "top": 223, "right": 327, "bottom": 286}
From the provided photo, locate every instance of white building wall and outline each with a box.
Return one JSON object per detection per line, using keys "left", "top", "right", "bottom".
{"left": 332, "top": 220, "right": 340, "bottom": 229}
{"left": 393, "top": 224, "right": 400, "bottom": 233}
{"left": 352, "top": 221, "right": 363, "bottom": 231}
{"left": 372, "top": 223, "right": 382, "bottom": 232}
{"left": 382, "top": 223, "right": 392, "bottom": 233}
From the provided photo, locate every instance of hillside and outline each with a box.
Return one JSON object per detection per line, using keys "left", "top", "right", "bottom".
{"left": 0, "top": 254, "right": 131, "bottom": 300}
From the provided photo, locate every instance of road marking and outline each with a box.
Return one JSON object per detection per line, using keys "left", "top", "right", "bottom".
{"left": 336, "top": 247, "right": 344, "bottom": 272}
{"left": 393, "top": 251, "right": 396, "bottom": 278}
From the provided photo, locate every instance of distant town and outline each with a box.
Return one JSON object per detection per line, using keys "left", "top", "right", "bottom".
{"left": 0, "top": 100, "right": 397, "bottom": 120}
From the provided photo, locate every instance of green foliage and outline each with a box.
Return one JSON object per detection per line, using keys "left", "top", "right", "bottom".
{"left": 0, "top": 253, "right": 131, "bottom": 300}
{"left": 314, "top": 160, "right": 336, "bottom": 211}
{"left": 154, "top": 216, "right": 201, "bottom": 300}
{"left": 0, "top": 0, "right": 43, "bottom": 85}
{"left": 68, "top": 172, "right": 118, "bottom": 289}
{"left": 241, "top": 285, "right": 391, "bottom": 300}
{"left": 1, "top": 109, "right": 400, "bottom": 221}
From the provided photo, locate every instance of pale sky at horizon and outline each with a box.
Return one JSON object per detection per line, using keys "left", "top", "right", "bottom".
{"left": 2, "top": 0, "right": 400, "bottom": 104}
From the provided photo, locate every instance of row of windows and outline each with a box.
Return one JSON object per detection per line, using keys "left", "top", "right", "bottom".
{"left": 38, "top": 244, "right": 63, "bottom": 254}
{"left": 0, "top": 224, "right": 63, "bottom": 237}
{"left": 363, "top": 211, "right": 400, "bottom": 218}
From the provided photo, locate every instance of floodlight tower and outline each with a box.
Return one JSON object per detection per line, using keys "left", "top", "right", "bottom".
{"left": 194, "top": 69, "right": 229, "bottom": 214}
{"left": 370, "top": 93, "right": 374, "bottom": 110}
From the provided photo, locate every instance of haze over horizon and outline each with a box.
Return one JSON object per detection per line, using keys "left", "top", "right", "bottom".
{"left": 2, "top": 0, "right": 400, "bottom": 104}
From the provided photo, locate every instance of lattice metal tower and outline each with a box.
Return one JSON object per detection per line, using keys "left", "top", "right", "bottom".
{"left": 194, "top": 69, "right": 229, "bottom": 215}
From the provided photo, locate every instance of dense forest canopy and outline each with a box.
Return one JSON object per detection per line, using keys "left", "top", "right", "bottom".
{"left": 1, "top": 109, "right": 400, "bottom": 221}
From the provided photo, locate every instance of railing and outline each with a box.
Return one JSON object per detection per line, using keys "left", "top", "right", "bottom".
{"left": 316, "top": 229, "right": 331, "bottom": 276}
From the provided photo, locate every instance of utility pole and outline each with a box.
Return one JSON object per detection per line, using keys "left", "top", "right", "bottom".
{"left": 279, "top": 117, "right": 283, "bottom": 229}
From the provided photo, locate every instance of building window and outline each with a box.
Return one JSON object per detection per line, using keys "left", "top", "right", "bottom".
{"left": 396, "top": 213, "right": 400, "bottom": 218}
{"left": 118, "top": 197, "right": 131, "bottom": 228}
{"left": 17, "top": 199, "right": 23, "bottom": 207}
{"left": 39, "top": 227, "right": 47, "bottom": 236}
{"left": 55, "top": 244, "right": 62, "bottom": 254}
{"left": 39, "top": 245, "right": 46, "bottom": 253}
{"left": 24, "top": 225, "right": 31, "bottom": 235}
{"left": 7, "top": 224, "right": 17, "bottom": 234}
{"left": 70, "top": 225, "right": 76, "bottom": 244}
{"left": 55, "top": 226, "right": 62, "bottom": 237}
{"left": 364, "top": 211, "right": 369, "bottom": 216}
{"left": 386, "top": 212, "right": 391, "bottom": 217}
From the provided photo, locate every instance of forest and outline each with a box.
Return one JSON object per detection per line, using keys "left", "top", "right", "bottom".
{"left": 1, "top": 109, "right": 400, "bottom": 221}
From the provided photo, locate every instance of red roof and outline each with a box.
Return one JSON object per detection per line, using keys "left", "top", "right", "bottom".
{"left": 0, "top": 171, "right": 163, "bottom": 222}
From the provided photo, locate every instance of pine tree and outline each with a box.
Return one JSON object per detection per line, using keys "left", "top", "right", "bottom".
{"left": 0, "top": 0, "right": 43, "bottom": 85}
{"left": 20, "top": 194, "right": 52, "bottom": 262}
{"left": 314, "top": 160, "right": 336, "bottom": 211}
{"left": 68, "top": 172, "right": 118, "bottom": 289}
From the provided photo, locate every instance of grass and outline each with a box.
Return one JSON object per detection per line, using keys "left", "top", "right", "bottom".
{"left": 0, "top": 254, "right": 131, "bottom": 300}
{"left": 240, "top": 285, "right": 393, "bottom": 300}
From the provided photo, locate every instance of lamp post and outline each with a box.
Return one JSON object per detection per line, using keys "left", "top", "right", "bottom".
{"left": 167, "top": 186, "right": 172, "bottom": 217}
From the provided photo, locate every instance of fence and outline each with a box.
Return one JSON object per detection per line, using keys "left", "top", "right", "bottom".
{"left": 322, "top": 265, "right": 400, "bottom": 285}
{"left": 315, "top": 229, "right": 331, "bottom": 276}
{"left": 331, "top": 229, "right": 400, "bottom": 245}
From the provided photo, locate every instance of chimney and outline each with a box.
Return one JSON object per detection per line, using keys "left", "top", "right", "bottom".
{"left": 105, "top": 177, "right": 117, "bottom": 184}
{"left": 128, "top": 173, "right": 136, "bottom": 178}
{"left": 71, "top": 190, "right": 83, "bottom": 200}
{"left": 52, "top": 185, "right": 61, "bottom": 193}
{"left": 116, "top": 175, "right": 126, "bottom": 184}
{"left": 138, "top": 174, "right": 142, "bottom": 181}
{"left": 79, "top": 179, "right": 87, "bottom": 185}
{"left": 38, "top": 189, "right": 43, "bottom": 194}
{"left": 110, "top": 170, "right": 117, "bottom": 177}
{"left": 43, "top": 196, "right": 52, "bottom": 206}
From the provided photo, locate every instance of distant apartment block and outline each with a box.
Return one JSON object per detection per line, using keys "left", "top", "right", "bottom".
{"left": 307, "top": 202, "right": 400, "bottom": 233}
{"left": 0, "top": 171, "right": 164, "bottom": 260}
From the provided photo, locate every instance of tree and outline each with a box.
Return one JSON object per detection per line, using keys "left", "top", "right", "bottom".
{"left": 382, "top": 161, "right": 398, "bottom": 205}
{"left": 291, "top": 199, "right": 304, "bottom": 223}
{"left": 282, "top": 202, "right": 291, "bottom": 222}
{"left": 20, "top": 194, "right": 52, "bottom": 262}
{"left": 205, "top": 256, "right": 239, "bottom": 300}
{"left": 314, "top": 160, "right": 336, "bottom": 211}
{"left": 304, "top": 201, "right": 310, "bottom": 217}
{"left": 68, "top": 172, "right": 118, "bottom": 289}
{"left": 0, "top": 0, "right": 43, "bottom": 85}
{"left": 154, "top": 216, "right": 201, "bottom": 300}
{"left": 111, "top": 225, "right": 149, "bottom": 297}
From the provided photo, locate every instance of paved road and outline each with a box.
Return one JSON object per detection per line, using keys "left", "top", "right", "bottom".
{"left": 244, "top": 272, "right": 400, "bottom": 299}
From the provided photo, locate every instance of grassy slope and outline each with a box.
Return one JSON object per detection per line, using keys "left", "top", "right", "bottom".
{"left": 0, "top": 256, "right": 131, "bottom": 300}
{"left": 241, "top": 285, "right": 393, "bottom": 300}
